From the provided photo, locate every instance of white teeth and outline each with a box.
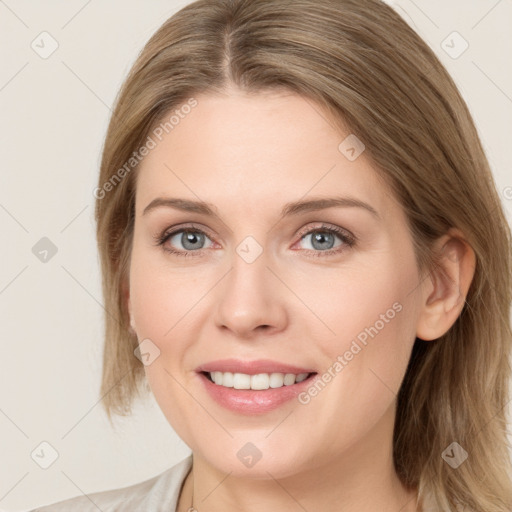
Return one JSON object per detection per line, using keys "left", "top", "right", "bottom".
{"left": 222, "top": 372, "right": 234, "bottom": 387}
{"left": 269, "top": 372, "right": 285, "bottom": 388}
{"left": 283, "top": 373, "right": 296, "bottom": 385}
{"left": 251, "top": 373, "right": 270, "bottom": 390}
{"left": 233, "top": 373, "right": 251, "bottom": 389}
{"left": 208, "top": 371, "right": 310, "bottom": 389}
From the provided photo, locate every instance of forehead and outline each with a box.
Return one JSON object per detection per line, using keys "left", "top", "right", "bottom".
{"left": 135, "top": 91, "right": 395, "bottom": 219}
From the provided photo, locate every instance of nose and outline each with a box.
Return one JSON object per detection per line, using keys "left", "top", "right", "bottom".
{"left": 213, "top": 244, "right": 288, "bottom": 339}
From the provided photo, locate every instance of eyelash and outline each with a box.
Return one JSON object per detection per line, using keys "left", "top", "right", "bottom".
{"left": 153, "top": 222, "right": 356, "bottom": 258}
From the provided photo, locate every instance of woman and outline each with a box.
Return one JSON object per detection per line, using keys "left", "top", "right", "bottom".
{"left": 32, "top": 0, "right": 512, "bottom": 510}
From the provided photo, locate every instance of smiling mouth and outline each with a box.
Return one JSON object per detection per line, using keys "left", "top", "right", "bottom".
{"left": 202, "top": 371, "right": 317, "bottom": 390}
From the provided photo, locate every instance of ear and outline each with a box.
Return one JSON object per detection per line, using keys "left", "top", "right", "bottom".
{"left": 416, "top": 228, "right": 476, "bottom": 341}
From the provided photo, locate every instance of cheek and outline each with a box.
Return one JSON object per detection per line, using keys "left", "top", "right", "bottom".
{"left": 309, "top": 249, "right": 418, "bottom": 347}
{"left": 128, "top": 248, "right": 210, "bottom": 432}
{"left": 129, "top": 258, "right": 196, "bottom": 441}
{"left": 312, "top": 247, "right": 420, "bottom": 387}
{"left": 129, "top": 247, "right": 204, "bottom": 341}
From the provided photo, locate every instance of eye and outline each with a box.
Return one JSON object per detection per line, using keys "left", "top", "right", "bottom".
{"left": 154, "top": 224, "right": 214, "bottom": 257}
{"left": 293, "top": 223, "right": 355, "bottom": 257}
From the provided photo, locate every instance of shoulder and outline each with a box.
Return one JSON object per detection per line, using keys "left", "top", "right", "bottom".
{"left": 29, "top": 455, "right": 192, "bottom": 512}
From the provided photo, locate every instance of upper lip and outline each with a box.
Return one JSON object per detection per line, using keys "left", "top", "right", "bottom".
{"left": 196, "top": 359, "right": 316, "bottom": 375}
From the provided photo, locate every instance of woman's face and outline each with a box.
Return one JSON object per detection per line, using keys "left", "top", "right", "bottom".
{"left": 128, "top": 89, "right": 426, "bottom": 478}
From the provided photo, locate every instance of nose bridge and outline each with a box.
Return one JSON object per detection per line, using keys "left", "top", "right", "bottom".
{"left": 231, "top": 236, "right": 269, "bottom": 295}
{"left": 213, "top": 234, "right": 286, "bottom": 336}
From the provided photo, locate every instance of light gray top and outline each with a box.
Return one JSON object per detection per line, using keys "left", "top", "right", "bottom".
{"left": 29, "top": 455, "right": 193, "bottom": 512}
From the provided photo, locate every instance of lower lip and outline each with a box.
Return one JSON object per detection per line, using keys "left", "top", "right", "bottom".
{"left": 198, "top": 372, "right": 317, "bottom": 414}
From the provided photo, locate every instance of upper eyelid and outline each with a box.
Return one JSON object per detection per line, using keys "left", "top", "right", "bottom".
{"left": 296, "top": 223, "right": 354, "bottom": 241}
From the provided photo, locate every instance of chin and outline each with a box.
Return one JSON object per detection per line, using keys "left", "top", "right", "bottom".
{"left": 195, "top": 436, "right": 311, "bottom": 480}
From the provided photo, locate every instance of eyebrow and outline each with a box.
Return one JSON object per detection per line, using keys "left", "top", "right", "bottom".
{"left": 142, "top": 196, "right": 380, "bottom": 220}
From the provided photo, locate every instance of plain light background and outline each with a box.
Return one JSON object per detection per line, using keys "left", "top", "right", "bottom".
{"left": 0, "top": 0, "right": 511, "bottom": 510}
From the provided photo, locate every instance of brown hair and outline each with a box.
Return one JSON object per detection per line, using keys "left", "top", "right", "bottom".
{"left": 94, "top": 0, "right": 512, "bottom": 509}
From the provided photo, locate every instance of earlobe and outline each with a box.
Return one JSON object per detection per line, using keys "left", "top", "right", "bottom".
{"left": 416, "top": 229, "right": 476, "bottom": 341}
